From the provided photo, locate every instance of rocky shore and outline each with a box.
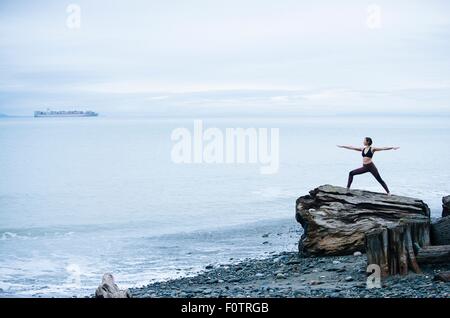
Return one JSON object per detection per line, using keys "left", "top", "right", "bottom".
{"left": 124, "top": 186, "right": 450, "bottom": 299}
{"left": 130, "top": 251, "right": 450, "bottom": 298}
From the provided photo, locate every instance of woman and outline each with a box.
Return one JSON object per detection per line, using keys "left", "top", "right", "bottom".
{"left": 337, "top": 137, "right": 399, "bottom": 194}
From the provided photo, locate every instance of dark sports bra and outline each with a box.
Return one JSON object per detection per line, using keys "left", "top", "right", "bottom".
{"left": 362, "top": 147, "right": 374, "bottom": 158}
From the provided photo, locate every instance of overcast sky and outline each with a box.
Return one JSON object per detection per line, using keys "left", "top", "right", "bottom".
{"left": 0, "top": 0, "right": 449, "bottom": 116}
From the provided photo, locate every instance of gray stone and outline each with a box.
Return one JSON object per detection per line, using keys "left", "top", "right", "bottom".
{"left": 95, "top": 273, "right": 131, "bottom": 298}
{"left": 309, "top": 280, "right": 323, "bottom": 285}
{"left": 344, "top": 276, "right": 354, "bottom": 282}
{"left": 276, "top": 273, "right": 286, "bottom": 279}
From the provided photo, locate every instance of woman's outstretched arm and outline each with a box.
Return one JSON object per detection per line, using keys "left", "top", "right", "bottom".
{"left": 372, "top": 146, "right": 400, "bottom": 152}
{"left": 337, "top": 145, "right": 362, "bottom": 151}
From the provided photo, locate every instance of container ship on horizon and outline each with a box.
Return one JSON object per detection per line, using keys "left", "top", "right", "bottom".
{"left": 34, "top": 109, "right": 98, "bottom": 117}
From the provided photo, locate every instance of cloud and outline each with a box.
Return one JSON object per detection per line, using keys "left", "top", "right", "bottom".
{"left": 148, "top": 95, "right": 169, "bottom": 100}
{"left": 303, "top": 89, "right": 361, "bottom": 101}
{"left": 0, "top": 0, "right": 449, "bottom": 115}
{"left": 270, "top": 96, "right": 290, "bottom": 102}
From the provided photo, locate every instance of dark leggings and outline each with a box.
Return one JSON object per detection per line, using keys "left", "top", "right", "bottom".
{"left": 347, "top": 162, "right": 390, "bottom": 193}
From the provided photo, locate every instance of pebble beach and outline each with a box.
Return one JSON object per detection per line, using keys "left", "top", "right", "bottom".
{"left": 131, "top": 251, "right": 450, "bottom": 298}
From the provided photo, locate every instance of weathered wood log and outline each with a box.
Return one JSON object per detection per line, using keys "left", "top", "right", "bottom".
{"left": 365, "top": 227, "right": 389, "bottom": 276}
{"left": 434, "top": 271, "right": 450, "bottom": 282}
{"left": 403, "top": 223, "right": 422, "bottom": 274}
{"left": 95, "top": 273, "right": 131, "bottom": 298}
{"left": 416, "top": 245, "right": 450, "bottom": 264}
{"left": 296, "top": 185, "right": 430, "bottom": 256}
{"left": 365, "top": 221, "right": 429, "bottom": 276}
{"left": 443, "top": 195, "right": 450, "bottom": 217}
{"left": 431, "top": 216, "right": 450, "bottom": 245}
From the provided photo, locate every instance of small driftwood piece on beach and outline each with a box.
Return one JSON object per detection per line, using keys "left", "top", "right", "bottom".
{"left": 365, "top": 221, "right": 430, "bottom": 276}
{"left": 95, "top": 273, "right": 131, "bottom": 298}
{"left": 434, "top": 271, "right": 450, "bottom": 282}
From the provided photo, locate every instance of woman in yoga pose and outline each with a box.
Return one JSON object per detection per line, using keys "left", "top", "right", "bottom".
{"left": 337, "top": 137, "right": 399, "bottom": 194}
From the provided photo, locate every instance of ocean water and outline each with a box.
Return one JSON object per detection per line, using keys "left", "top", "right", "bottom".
{"left": 0, "top": 115, "right": 449, "bottom": 297}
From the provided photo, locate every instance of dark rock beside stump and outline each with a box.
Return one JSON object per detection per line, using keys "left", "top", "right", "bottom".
{"left": 431, "top": 216, "right": 450, "bottom": 245}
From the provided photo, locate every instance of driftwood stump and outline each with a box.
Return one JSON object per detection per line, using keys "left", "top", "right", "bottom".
{"left": 296, "top": 185, "right": 430, "bottom": 256}
{"left": 365, "top": 221, "right": 430, "bottom": 276}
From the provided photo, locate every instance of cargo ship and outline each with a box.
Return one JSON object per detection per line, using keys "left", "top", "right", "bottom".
{"left": 34, "top": 109, "right": 98, "bottom": 117}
